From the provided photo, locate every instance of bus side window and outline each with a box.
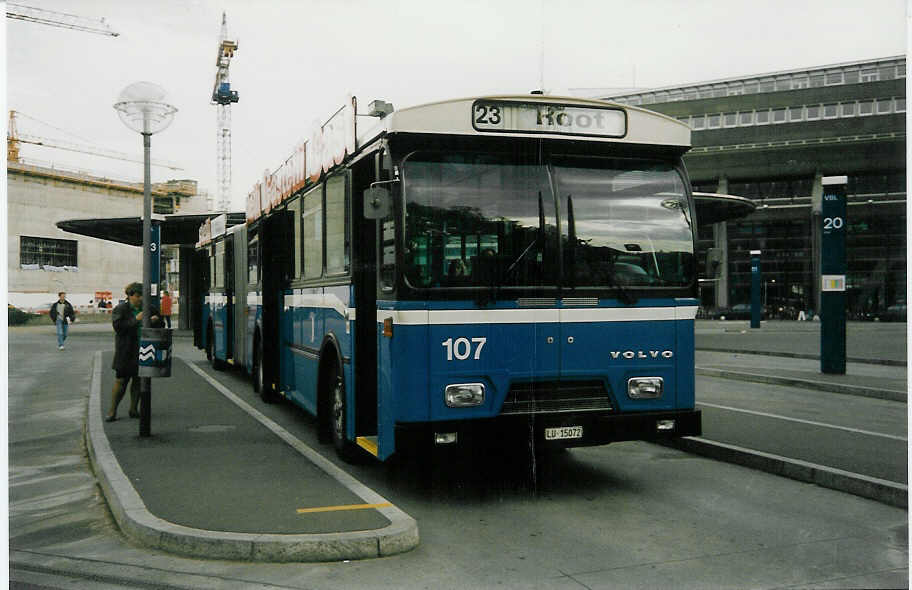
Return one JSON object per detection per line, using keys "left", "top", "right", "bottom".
{"left": 325, "top": 174, "right": 349, "bottom": 275}
{"left": 380, "top": 218, "right": 396, "bottom": 292}
{"left": 286, "top": 198, "right": 301, "bottom": 279}
{"left": 214, "top": 241, "right": 225, "bottom": 289}
{"left": 209, "top": 246, "right": 217, "bottom": 290}
{"left": 247, "top": 231, "right": 259, "bottom": 285}
{"left": 301, "top": 184, "right": 323, "bottom": 279}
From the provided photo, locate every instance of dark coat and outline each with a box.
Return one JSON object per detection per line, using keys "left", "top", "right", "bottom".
{"left": 111, "top": 301, "right": 162, "bottom": 376}
{"left": 49, "top": 299, "right": 75, "bottom": 323}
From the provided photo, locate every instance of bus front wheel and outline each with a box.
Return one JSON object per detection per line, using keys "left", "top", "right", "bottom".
{"left": 327, "top": 360, "right": 361, "bottom": 462}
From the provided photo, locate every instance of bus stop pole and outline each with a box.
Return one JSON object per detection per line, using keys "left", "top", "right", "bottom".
{"left": 820, "top": 176, "right": 848, "bottom": 374}
{"left": 750, "top": 250, "right": 762, "bottom": 329}
{"left": 140, "top": 131, "right": 152, "bottom": 437}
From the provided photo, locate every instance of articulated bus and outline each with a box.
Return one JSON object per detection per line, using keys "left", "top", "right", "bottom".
{"left": 196, "top": 94, "right": 702, "bottom": 461}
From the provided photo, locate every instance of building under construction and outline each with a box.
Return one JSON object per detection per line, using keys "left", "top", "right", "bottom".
{"left": 6, "top": 159, "right": 204, "bottom": 312}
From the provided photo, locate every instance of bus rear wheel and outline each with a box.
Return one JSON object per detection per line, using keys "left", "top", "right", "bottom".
{"left": 207, "top": 324, "right": 224, "bottom": 371}
{"left": 252, "top": 334, "right": 262, "bottom": 394}
{"left": 255, "top": 336, "right": 275, "bottom": 403}
{"left": 205, "top": 323, "right": 215, "bottom": 366}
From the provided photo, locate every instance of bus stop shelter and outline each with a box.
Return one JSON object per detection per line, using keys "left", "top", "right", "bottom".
{"left": 56, "top": 212, "right": 246, "bottom": 330}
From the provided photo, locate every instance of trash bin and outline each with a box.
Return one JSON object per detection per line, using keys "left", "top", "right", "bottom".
{"left": 138, "top": 327, "right": 172, "bottom": 378}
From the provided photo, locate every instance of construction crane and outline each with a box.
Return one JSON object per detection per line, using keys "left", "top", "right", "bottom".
{"left": 7, "top": 110, "right": 183, "bottom": 171}
{"left": 211, "top": 11, "right": 239, "bottom": 212}
{"left": 6, "top": 2, "right": 119, "bottom": 36}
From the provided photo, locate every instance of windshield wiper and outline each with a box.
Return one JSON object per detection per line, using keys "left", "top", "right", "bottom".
{"left": 566, "top": 194, "right": 576, "bottom": 290}
{"left": 505, "top": 191, "right": 545, "bottom": 277}
{"left": 606, "top": 256, "right": 638, "bottom": 305}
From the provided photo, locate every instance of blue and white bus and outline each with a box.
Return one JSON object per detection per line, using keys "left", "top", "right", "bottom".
{"left": 198, "top": 94, "right": 703, "bottom": 461}
{"left": 196, "top": 215, "right": 250, "bottom": 373}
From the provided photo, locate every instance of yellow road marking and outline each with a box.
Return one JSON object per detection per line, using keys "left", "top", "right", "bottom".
{"left": 296, "top": 502, "right": 392, "bottom": 514}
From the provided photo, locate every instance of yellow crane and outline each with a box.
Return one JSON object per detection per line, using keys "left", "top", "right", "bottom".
{"left": 7, "top": 110, "right": 183, "bottom": 171}
{"left": 6, "top": 2, "right": 119, "bottom": 36}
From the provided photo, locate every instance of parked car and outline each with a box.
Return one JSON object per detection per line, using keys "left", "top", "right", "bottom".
{"left": 715, "top": 303, "right": 764, "bottom": 321}
{"left": 878, "top": 303, "right": 907, "bottom": 322}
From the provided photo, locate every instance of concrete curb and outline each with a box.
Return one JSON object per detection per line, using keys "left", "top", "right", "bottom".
{"left": 695, "top": 346, "right": 906, "bottom": 367}
{"left": 696, "top": 367, "right": 907, "bottom": 402}
{"left": 660, "top": 436, "right": 907, "bottom": 509}
{"left": 85, "top": 351, "right": 420, "bottom": 562}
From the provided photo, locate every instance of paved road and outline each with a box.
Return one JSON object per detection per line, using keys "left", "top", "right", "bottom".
{"left": 8, "top": 322, "right": 910, "bottom": 589}
{"left": 697, "top": 374, "right": 907, "bottom": 483}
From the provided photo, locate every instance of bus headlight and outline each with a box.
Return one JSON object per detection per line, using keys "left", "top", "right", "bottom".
{"left": 628, "top": 377, "right": 663, "bottom": 399}
{"left": 445, "top": 383, "right": 485, "bottom": 407}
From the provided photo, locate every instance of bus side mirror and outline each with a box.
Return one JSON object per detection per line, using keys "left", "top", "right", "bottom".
{"left": 705, "top": 247, "right": 722, "bottom": 278}
{"left": 364, "top": 186, "right": 391, "bottom": 219}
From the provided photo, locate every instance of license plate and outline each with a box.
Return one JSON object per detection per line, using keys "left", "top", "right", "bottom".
{"left": 544, "top": 426, "right": 583, "bottom": 441}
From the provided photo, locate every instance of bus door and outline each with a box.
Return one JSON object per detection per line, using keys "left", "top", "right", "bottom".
{"left": 224, "top": 233, "right": 235, "bottom": 361}
{"left": 192, "top": 247, "right": 210, "bottom": 349}
{"left": 260, "top": 209, "right": 294, "bottom": 394}
{"left": 231, "top": 224, "right": 249, "bottom": 369}
{"left": 352, "top": 158, "right": 379, "bottom": 442}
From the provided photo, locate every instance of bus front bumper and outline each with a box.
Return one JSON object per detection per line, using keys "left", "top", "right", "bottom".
{"left": 396, "top": 409, "right": 701, "bottom": 451}
{"left": 539, "top": 409, "right": 702, "bottom": 448}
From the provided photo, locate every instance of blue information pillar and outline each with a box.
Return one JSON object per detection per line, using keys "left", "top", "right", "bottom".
{"left": 820, "top": 176, "right": 847, "bottom": 374}
{"left": 750, "top": 250, "right": 762, "bottom": 329}
{"left": 139, "top": 220, "right": 172, "bottom": 379}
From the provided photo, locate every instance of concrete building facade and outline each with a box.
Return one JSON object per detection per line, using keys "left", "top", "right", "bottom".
{"left": 603, "top": 56, "right": 906, "bottom": 319}
{"left": 7, "top": 161, "right": 202, "bottom": 312}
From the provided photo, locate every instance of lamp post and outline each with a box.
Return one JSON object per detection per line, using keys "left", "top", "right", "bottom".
{"left": 114, "top": 82, "right": 177, "bottom": 437}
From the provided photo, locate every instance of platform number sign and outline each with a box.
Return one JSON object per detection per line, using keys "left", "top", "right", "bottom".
{"left": 820, "top": 179, "right": 847, "bottom": 282}
{"left": 820, "top": 176, "right": 847, "bottom": 374}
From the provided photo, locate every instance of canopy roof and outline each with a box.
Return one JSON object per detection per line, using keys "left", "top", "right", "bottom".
{"left": 56, "top": 213, "right": 246, "bottom": 246}
{"left": 57, "top": 194, "right": 754, "bottom": 247}
{"left": 693, "top": 192, "right": 756, "bottom": 225}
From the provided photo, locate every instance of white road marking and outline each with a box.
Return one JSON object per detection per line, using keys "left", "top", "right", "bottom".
{"left": 183, "top": 359, "right": 410, "bottom": 520}
{"left": 697, "top": 401, "right": 907, "bottom": 441}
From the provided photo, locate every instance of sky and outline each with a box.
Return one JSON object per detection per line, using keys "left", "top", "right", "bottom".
{"left": 5, "top": 0, "right": 909, "bottom": 212}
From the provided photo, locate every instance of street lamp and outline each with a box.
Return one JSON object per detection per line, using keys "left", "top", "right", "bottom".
{"left": 114, "top": 82, "right": 177, "bottom": 437}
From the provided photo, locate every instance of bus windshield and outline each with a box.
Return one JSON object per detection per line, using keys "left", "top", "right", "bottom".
{"left": 402, "top": 151, "right": 694, "bottom": 293}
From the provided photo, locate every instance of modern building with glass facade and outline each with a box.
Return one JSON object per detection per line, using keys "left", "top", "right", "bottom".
{"left": 602, "top": 56, "right": 906, "bottom": 319}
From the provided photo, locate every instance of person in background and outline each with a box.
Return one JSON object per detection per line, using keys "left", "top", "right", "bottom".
{"left": 107, "top": 282, "right": 162, "bottom": 422}
{"left": 49, "top": 291, "right": 75, "bottom": 350}
{"left": 160, "top": 290, "right": 173, "bottom": 328}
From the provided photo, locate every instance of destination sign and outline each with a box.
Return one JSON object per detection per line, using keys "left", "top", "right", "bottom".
{"left": 472, "top": 101, "right": 626, "bottom": 137}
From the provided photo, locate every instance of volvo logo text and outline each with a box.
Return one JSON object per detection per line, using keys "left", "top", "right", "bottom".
{"left": 610, "top": 350, "right": 674, "bottom": 360}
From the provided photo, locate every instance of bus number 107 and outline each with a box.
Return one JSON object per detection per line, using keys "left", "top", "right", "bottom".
{"left": 442, "top": 337, "right": 487, "bottom": 361}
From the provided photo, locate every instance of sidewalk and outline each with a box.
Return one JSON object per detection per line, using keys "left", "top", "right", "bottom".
{"left": 86, "top": 350, "right": 418, "bottom": 562}
{"left": 695, "top": 319, "right": 907, "bottom": 365}
{"left": 695, "top": 351, "right": 907, "bottom": 402}
{"left": 694, "top": 320, "right": 907, "bottom": 401}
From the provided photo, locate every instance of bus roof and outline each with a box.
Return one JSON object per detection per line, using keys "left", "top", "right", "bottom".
{"left": 360, "top": 94, "right": 691, "bottom": 148}
{"left": 247, "top": 94, "right": 692, "bottom": 224}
